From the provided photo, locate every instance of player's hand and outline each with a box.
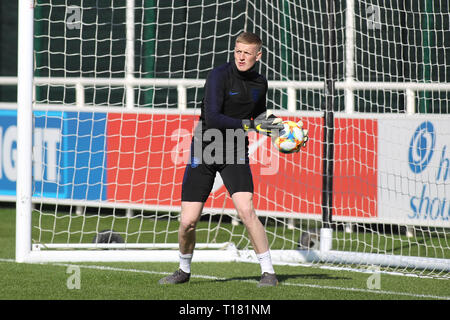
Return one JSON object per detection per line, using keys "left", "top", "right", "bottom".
{"left": 242, "top": 111, "right": 283, "bottom": 136}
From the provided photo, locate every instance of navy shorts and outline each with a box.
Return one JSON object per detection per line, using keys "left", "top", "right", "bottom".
{"left": 181, "top": 161, "right": 254, "bottom": 202}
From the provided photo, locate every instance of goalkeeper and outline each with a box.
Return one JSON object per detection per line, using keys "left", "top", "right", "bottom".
{"left": 159, "top": 32, "right": 295, "bottom": 287}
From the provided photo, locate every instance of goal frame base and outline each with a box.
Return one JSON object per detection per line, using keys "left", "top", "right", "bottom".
{"left": 17, "top": 244, "right": 450, "bottom": 273}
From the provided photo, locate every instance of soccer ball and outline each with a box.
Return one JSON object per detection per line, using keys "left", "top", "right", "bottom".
{"left": 298, "top": 228, "right": 320, "bottom": 249}
{"left": 92, "top": 230, "right": 124, "bottom": 244}
{"left": 272, "top": 120, "right": 308, "bottom": 154}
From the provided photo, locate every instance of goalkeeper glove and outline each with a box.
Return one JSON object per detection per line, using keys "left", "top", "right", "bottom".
{"left": 242, "top": 111, "right": 283, "bottom": 136}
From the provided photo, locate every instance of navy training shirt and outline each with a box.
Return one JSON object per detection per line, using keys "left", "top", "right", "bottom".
{"left": 193, "top": 61, "right": 268, "bottom": 163}
{"left": 200, "top": 61, "right": 267, "bottom": 130}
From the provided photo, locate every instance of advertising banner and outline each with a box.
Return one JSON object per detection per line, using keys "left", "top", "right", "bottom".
{"left": 378, "top": 119, "right": 450, "bottom": 227}
{"left": 0, "top": 110, "right": 107, "bottom": 200}
{"left": 2, "top": 107, "right": 447, "bottom": 227}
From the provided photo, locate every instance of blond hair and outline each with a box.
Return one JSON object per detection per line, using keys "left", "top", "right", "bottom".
{"left": 235, "top": 32, "right": 263, "bottom": 51}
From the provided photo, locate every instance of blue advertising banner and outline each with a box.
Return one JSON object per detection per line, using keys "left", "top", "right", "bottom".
{"left": 0, "top": 110, "right": 107, "bottom": 201}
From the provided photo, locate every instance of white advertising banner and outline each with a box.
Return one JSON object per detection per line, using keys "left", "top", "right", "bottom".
{"left": 378, "top": 118, "right": 450, "bottom": 228}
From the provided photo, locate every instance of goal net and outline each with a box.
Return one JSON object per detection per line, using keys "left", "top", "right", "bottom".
{"left": 12, "top": 0, "right": 449, "bottom": 278}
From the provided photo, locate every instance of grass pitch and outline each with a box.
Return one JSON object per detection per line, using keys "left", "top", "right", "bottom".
{"left": 0, "top": 207, "right": 449, "bottom": 302}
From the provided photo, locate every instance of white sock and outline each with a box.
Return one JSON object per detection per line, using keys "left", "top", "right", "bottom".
{"left": 256, "top": 250, "right": 275, "bottom": 274}
{"left": 179, "top": 252, "right": 193, "bottom": 274}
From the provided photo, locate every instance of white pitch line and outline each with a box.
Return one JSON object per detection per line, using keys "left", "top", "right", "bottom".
{"left": 280, "top": 281, "right": 450, "bottom": 300}
{"left": 1, "top": 258, "right": 449, "bottom": 300}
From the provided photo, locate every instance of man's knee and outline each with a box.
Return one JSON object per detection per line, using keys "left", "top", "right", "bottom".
{"left": 236, "top": 203, "right": 257, "bottom": 225}
{"left": 180, "top": 217, "right": 197, "bottom": 233}
{"left": 232, "top": 192, "right": 257, "bottom": 225}
{"left": 179, "top": 201, "right": 203, "bottom": 233}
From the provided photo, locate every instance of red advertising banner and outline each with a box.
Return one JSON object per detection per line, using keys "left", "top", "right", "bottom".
{"left": 106, "top": 113, "right": 377, "bottom": 219}
{"left": 333, "top": 118, "right": 378, "bottom": 219}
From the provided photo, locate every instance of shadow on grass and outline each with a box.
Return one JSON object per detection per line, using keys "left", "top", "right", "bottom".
{"left": 200, "top": 273, "right": 351, "bottom": 285}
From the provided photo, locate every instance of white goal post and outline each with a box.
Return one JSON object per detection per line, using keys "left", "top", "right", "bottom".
{"left": 16, "top": 0, "right": 34, "bottom": 264}
{"left": 11, "top": 0, "right": 450, "bottom": 278}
